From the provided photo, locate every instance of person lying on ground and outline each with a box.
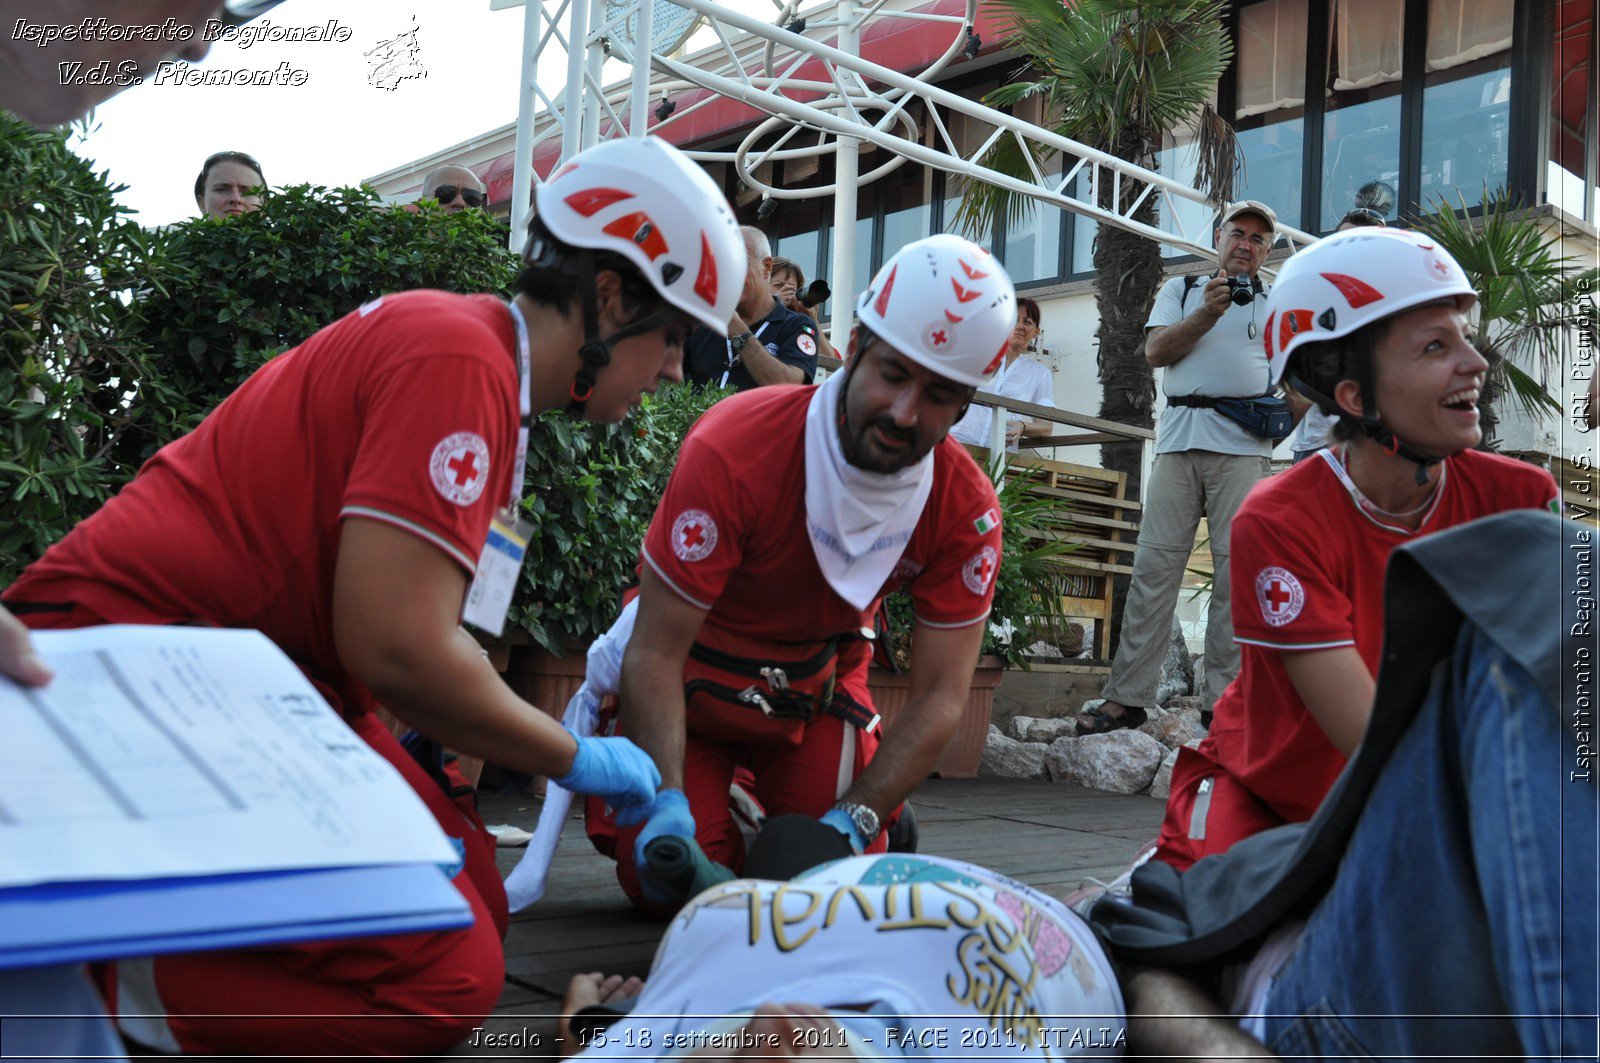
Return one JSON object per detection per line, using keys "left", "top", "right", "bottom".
{"left": 554, "top": 837, "right": 1274, "bottom": 1060}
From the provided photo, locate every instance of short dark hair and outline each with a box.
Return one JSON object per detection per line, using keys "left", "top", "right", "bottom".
{"left": 769, "top": 257, "right": 805, "bottom": 287}
{"left": 194, "top": 151, "right": 264, "bottom": 201}
{"left": 1016, "top": 297, "right": 1041, "bottom": 326}
{"left": 1285, "top": 317, "right": 1395, "bottom": 441}
{"left": 514, "top": 214, "right": 664, "bottom": 318}
{"left": 1338, "top": 206, "right": 1385, "bottom": 228}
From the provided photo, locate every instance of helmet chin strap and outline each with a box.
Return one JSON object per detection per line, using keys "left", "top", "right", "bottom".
{"left": 565, "top": 248, "right": 682, "bottom": 417}
{"left": 1286, "top": 369, "right": 1440, "bottom": 487}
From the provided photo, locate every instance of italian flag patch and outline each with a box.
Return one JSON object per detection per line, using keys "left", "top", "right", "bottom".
{"left": 974, "top": 507, "right": 1000, "bottom": 535}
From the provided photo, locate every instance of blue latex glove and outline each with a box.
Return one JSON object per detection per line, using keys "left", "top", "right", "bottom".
{"left": 819, "top": 808, "right": 867, "bottom": 854}
{"left": 632, "top": 789, "right": 697, "bottom": 903}
{"left": 552, "top": 731, "right": 660, "bottom": 821}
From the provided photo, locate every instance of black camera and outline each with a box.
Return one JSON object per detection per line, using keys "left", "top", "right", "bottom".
{"left": 1226, "top": 273, "right": 1256, "bottom": 307}
{"left": 799, "top": 279, "right": 831, "bottom": 309}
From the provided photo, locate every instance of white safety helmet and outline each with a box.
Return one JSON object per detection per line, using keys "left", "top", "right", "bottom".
{"left": 855, "top": 233, "right": 1016, "bottom": 388}
{"left": 1262, "top": 226, "right": 1476, "bottom": 389}
{"left": 534, "top": 137, "right": 744, "bottom": 335}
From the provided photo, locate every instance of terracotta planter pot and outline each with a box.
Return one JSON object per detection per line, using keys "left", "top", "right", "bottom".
{"left": 503, "top": 641, "right": 591, "bottom": 721}
{"left": 487, "top": 641, "right": 591, "bottom": 794}
{"left": 868, "top": 656, "right": 1004, "bottom": 779}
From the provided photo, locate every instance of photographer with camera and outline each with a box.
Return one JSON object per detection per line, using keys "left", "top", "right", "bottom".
{"left": 1080, "top": 200, "right": 1285, "bottom": 737}
{"left": 770, "top": 256, "right": 840, "bottom": 367}
{"left": 685, "top": 227, "right": 820, "bottom": 391}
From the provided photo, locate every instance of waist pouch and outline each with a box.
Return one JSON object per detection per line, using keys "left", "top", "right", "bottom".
{"left": 1169, "top": 393, "right": 1293, "bottom": 443}
{"left": 684, "top": 631, "right": 873, "bottom": 746}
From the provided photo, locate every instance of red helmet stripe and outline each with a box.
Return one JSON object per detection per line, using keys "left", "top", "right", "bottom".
{"left": 564, "top": 187, "right": 634, "bottom": 218}
{"left": 1277, "top": 308, "right": 1315, "bottom": 352}
{"left": 1319, "top": 272, "right": 1384, "bottom": 309}
{"left": 602, "top": 211, "right": 669, "bottom": 260}
{"left": 958, "top": 258, "right": 989, "bottom": 281}
{"left": 981, "top": 340, "right": 1006, "bottom": 377}
{"left": 951, "top": 279, "right": 981, "bottom": 303}
{"left": 873, "top": 264, "right": 899, "bottom": 317}
{"left": 944, "top": 308, "right": 965, "bottom": 323}
{"left": 692, "top": 232, "right": 718, "bottom": 306}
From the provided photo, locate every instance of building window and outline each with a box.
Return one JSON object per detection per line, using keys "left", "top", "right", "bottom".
{"left": 879, "top": 165, "right": 933, "bottom": 270}
{"left": 1319, "top": 0, "right": 1404, "bottom": 228}
{"left": 1419, "top": 0, "right": 1513, "bottom": 211}
{"left": 1549, "top": 0, "right": 1596, "bottom": 221}
{"left": 1229, "top": 0, "right": 1530, "bottom": 230}
{"left": 1234, "top": 0, "right": 1307, "bottom": 231}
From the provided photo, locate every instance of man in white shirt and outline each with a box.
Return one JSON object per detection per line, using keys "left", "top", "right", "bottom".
{"left": 1080, "top": 202, "right": 1280, "bottom": 734}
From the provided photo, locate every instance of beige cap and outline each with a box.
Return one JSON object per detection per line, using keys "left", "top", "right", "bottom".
{"left": 1218, "top": 199, "right": 1278, "bottom": 235}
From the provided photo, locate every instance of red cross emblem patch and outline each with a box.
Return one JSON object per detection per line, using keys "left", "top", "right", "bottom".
{"left": 962, "top": 545, "right": 998, "bottom": 595}
{"left": 671, "top": 508, "right": 718, "bottom": 562}
{"left": 429, "top": 432, "right": 491, "bottom": 506}
{"left": 924, "top": 321, "right": 956, "bottom": 351}
{"left": 1254, "top": 566, "right": 1305, "bottom": 627}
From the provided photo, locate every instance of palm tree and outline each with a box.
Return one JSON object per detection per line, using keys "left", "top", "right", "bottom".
{"left": 954, "top": 0, "right": 1234, "bottom": 500}
{"left": 953, "top": 0, "right": 1234, "bottom": 642}
{"left": 1408, "top": 187, "right": 1600, "bottom": 449}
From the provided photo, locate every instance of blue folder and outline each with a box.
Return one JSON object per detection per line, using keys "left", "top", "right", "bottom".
{"left": 0, "top": 863, "right": 471, "bottom": 970}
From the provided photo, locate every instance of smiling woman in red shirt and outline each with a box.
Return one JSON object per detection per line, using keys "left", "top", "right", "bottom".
{"left": 1154, "top": 227, "right": 1559, "bottom": 871}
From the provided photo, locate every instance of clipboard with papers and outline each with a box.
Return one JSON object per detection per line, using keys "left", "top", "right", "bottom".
{"left": 0, "top": 626, "right": 473, "bottom": 970}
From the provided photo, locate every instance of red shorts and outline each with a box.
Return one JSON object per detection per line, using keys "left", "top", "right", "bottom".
{"left": 1153, "top": 746, "right": 1286, "bottom": 871}
{"left": 17, "top": 601, "right": 509, "bottom": 1057}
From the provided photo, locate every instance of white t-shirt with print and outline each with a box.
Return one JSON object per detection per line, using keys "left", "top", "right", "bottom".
{"left": 576, "top": 854, "right": 1126, "bottom": 1060}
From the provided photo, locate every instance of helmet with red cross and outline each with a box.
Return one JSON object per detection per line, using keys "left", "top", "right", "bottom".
{"left": 1262, "top": 226, "right": 1476, "bottom": 390}
{"left": 854, "top": 234, "right": 1017, "bottom": 388}
{"left": 533, "top": 136, "right": 745, "bottom": 335}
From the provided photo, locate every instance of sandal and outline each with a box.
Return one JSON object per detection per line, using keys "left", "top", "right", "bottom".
{"left": 1076, "top": 701, "right": 1148, "bottom": 735}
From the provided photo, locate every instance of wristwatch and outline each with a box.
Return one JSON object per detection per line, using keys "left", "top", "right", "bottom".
{"left": 831, "top": 801, "right": 881, "bottom": 843}
{"left": 731, "top": 331, "right": 756, "bottom": 349}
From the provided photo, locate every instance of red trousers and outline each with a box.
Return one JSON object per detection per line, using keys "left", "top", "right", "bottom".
{"left": 588, "top": 709, "right": 886, "bottom": 910}
{"left": 1152, "top": 745, "right": 1286, "bottom": 871}
{"left": 19, "top": 604, "right": 508, "bottom": 1057}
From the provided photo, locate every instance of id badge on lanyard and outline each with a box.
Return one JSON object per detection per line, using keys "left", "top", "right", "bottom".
{"left": 463, "top": 302, "right": 535, "bottom": 636}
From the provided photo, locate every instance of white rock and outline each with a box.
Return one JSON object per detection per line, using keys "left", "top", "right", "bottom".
{"left": 1155, "top": 617, "right": 1195, "bottom": 707}
{"left": 980, "top": 729, "right": 1049, "bottom": 779}
{"left": 1010, "top": 715, "right": 1077, "bottom": 743}
{"left": 1149, "top": 747, "right": 1181, "bottom": 800}
{"left": 1045, "top": 731, "right": 1166, "bottom": 794}
{"left": 1025, "top": 640, "right": 1065, "bottom": 659}
{"left": 1138, "top": 710, "right": 1206, "bottom": 751}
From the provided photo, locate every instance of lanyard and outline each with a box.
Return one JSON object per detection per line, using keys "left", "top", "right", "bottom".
{"left": 505, "top": 300, "right": 534, "bottom": 510}
{"left": 720, "top": 319, "right": 772, "bottom": 388}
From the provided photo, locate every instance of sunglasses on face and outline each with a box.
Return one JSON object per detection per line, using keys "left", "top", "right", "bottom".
{"left": 434, "top": 185, "right": 486, "bottom": 208}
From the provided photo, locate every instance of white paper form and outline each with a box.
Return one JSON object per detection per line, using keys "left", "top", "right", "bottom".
{"left": 0, "top": 626, "right": 457, "bottom": 889}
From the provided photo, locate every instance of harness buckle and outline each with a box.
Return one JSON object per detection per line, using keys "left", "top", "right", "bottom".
{"left": 739, "top": 685, "right": 776, "bottom": 717}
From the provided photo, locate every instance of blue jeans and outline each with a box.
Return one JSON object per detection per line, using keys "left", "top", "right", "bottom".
{"left": 1262, "top": 624, "right": 1598, "bottom": 1059}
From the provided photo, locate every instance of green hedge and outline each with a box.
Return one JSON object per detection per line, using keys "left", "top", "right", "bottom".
{"left": 0, "top": 116, "right": 732, "bottom": 652}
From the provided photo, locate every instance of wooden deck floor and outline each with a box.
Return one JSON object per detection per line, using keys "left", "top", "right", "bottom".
{"left": 441, "top": 777, "right": 1164, "bottom": 1059}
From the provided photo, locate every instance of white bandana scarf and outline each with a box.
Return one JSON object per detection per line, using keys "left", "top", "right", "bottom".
{"left": 803, "top": 369, "right": 935, "bottom": 610}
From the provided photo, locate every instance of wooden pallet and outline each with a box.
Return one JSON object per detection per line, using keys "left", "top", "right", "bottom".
{"left": 965, "top": 447, "right": 1138, "bottom": 659}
